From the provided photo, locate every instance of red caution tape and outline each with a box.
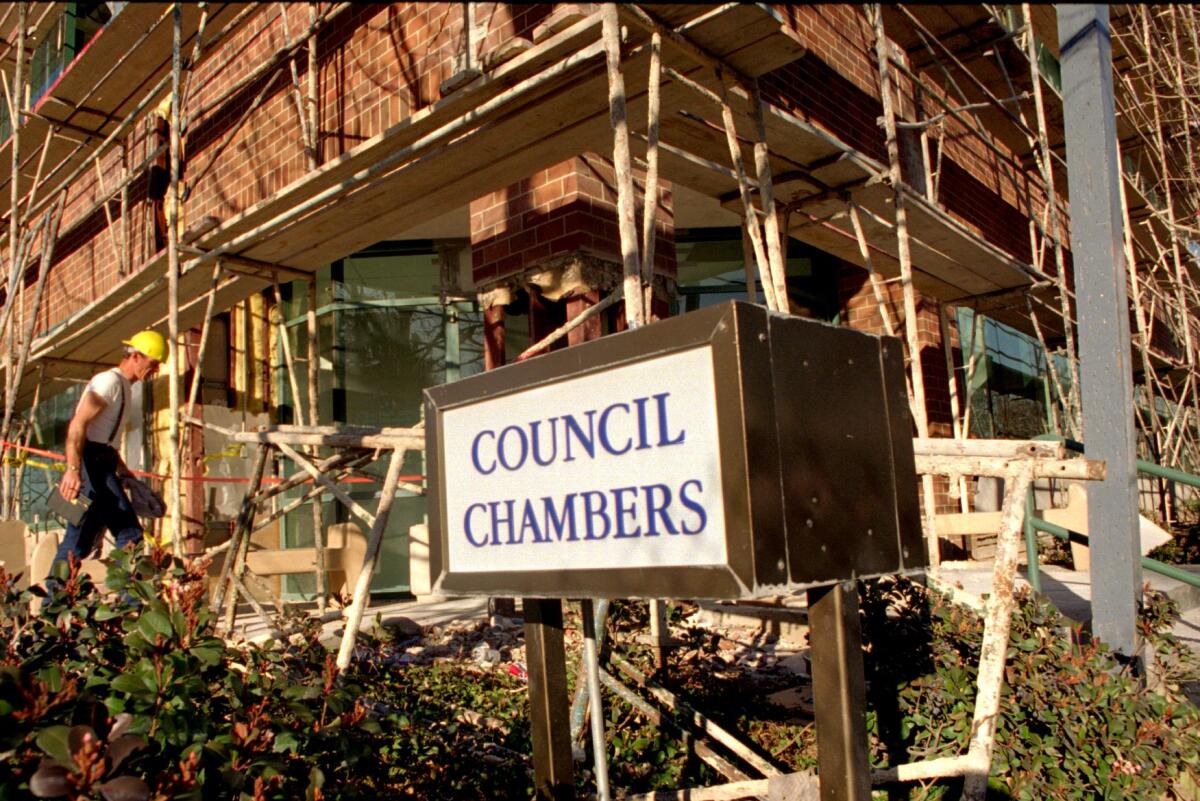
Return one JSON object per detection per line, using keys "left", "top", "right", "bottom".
{"left": 0, "top": 440, "right": 424, "bottom": 485}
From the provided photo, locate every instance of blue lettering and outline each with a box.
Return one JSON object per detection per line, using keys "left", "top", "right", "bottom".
{"left": 612, "top": 486, "right": 641, "bottom": 538}
{"left": 497, "top": 425, "right": 529, "bottom": 471}
{"left": 518, "top": 499, "right": 542, "bottom": 544}
{"left": 582, "top": 491, "right": 610, "bottom": 540}
{"left": 464, "top": 503, "right": 489, "bottom": 546}
{"left": 598, "top": 403, "right": 632, "bottom": 456}
{"left": 563, "top": 411, "right": 597, "bottom": 462}
{"left": 678, "top": 479, "right": 707, "bottom": 535}
{"left": 642, "top": 484, "right": 677, "bottom": 536}
{"left": 490, "top": 500, "right": 516, "bottom": 545}
{"left": 530, "top": 418, "right": 559, "bottom": 466}
{"left": 654, "top": 392, "right": 686, "bottom": 446}
{"left": 541, "top": 494, "right": 578, "bottom": 542}
{"left": 632, "top": 396, "right": 652, "bottom": 450}
{"left": 471, "top": 430, "right": 497, "bottom": 475}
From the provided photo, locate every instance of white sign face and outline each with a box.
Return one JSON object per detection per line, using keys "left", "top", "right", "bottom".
{"left": 440, "top": 346, "right": 728, "bottom": 574}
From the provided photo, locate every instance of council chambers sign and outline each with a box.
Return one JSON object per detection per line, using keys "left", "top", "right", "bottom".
{"left": 423, "top": 301, "right": 924, "bottom": 600}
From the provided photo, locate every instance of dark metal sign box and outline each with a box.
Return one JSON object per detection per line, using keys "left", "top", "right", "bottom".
{"left": 423, "top": 300, "right": 924, "bottom": 599}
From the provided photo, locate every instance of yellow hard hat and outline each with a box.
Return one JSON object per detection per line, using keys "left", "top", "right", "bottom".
{"left": 123, "top": 330, "right": 167, "bottom": 362}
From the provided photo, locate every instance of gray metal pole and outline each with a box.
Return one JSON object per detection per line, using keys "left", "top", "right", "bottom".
{"left": 581, "top": 599, "right": 611, "bottom": 801}
{"left": 1056, "top": 4, "right": 1142, "bottom": 656}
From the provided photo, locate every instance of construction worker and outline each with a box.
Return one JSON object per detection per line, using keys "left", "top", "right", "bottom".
{"left": 49, "top": 330, "right": 166, "bottom": 573}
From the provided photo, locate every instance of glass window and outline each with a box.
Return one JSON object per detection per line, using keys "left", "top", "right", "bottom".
{"left": 278, "top": 243, "right": 484, "bottom": 598}
{"left": 29, "top": 3, "right": 114, "bottom": 105}
{"left": 674, "top": 227, "right": 840, "bottom": 322}
{"left": 957, "top": 307, "right": 1068, "bottom": 439}
{"left": 15, "top": 384, "right": 83, "bottom": 531}
{"left": 3, "top": 2, "right": 117, "bottom": 143}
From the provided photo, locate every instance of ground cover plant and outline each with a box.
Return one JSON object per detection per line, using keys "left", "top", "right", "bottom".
{"left": 1150, "top": 521, "right": 1200, "bottom": 566}
{"left": 2, "top": 547, "right": 1198, "bottom": 799}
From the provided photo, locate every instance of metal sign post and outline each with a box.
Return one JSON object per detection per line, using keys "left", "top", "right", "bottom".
{"left": 808, "top": 582, "right": 871, "bottom": 801}
{"left": 524, "top": 598, "right": 575, "bottom": 800}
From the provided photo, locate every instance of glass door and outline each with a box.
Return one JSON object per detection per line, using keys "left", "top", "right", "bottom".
{"left": 278, "top": 246, "right": 482, "bottom": 599}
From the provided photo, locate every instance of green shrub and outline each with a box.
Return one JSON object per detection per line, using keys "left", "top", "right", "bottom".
{"left": 1148, "top": 524, "right": 1200, "bottom": 565}
{"left": 861, "top": 577, "right": 1200, "bottom": 800}
{"left": 5, "top": 552, "right": 1198, "bottom": 801}
{"left": 0, "top": 546, "right": 375, "bottom": 801}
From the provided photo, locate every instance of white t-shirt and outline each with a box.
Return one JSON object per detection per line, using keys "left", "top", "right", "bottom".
{"left": 78, "top": 369, "right": 131, "bottom": 446}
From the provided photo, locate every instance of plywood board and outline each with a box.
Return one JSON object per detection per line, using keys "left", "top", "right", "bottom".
{"left": 253, "top": 3, "right": 806, "bottom": 269}
{"left": 13, "top": 264, "right": 269, "bottom": 406}
{"left": 833, "top": 183, "right": 1009, "bottom": 296}
{"left": 165, "top": 5, "right": 796, "bottom": 266}
{"left": 789, "top": 209, "right": 965, "bottom": 301}
{"left": 674, "top": 4, "right": 807, "bottom": 77}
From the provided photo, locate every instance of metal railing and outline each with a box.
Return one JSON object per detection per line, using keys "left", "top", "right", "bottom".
{"left": 1021, "top": 434, "right": 1200, "bottom": 594}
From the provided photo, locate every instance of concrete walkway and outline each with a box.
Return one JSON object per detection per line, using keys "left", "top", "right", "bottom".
{"left": 232, "top": 594, "right": 489, "bottom": 644}
{"left": 931, "top": 562, "right": 1200, "bottom": 655}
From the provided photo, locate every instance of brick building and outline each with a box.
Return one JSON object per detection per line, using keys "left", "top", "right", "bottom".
{"left": 0, "top": 4, "right": 1195, "bottom": 593}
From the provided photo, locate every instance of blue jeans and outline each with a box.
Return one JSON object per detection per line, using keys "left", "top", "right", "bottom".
{"left": 50, "top": 442, "right": 143, "bottom": 574}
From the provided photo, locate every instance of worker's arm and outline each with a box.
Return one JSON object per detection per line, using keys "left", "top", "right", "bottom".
{"left": 58, "top": 392, "right": 108, "bottom": 501}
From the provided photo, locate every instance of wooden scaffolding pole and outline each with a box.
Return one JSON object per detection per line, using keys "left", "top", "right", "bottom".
{"left": 6, "top": 364, "right": 43, "bottom": 519}
{"left": 166, "top": 3, "right": 184, "bottom": 554}
{"left": 847, "top": 204, "right": 897, "bottom": 339}
{"left": 1140, "top": 7, "right": 1195, "bottom": 369}
{"left": 715, "top": 77, "right": 781, "bottom": 312}
{"left": 1, "top": 203, "right": 64, "bottom": 453}
{"left": 212, "top": 443, "right": 268, "bottom": 623}
{"left": 0, "top": 4, "right": 26, "bottom": 515}
{"left": 0, "top": 203, "right": 63, "bottom": 515}
{"left": 958, "top": 461, "right": 1035, "bottom": 800}
{"left": 5, "top": 3, "right": 25, "bottom": 295}
{"left": 749, "top": 81, "right": 790, "bottom": 312}
{"left": 601, "top": 4, "right": 645, "bottom": 329}
{"left": 271, "top": 281, "right": 304, "bottom": 426}
{"left": 870, "top": 4, "right": 940, "bottom": 564}
{"left": 335, "top": 445, "right": 407, "bottom": 670}
{"left": 1023, "top": 296, "right": 1065, "bottom": 435}
{"left": 307, "top": 2, "right": 320, "bottom": 165}
{"left": 639, "top": 31, "right": 661, "bottom": 314}
{"left": 307, "top": 280, "right": 326, "bottom": 610}
{"left": 937, "top": 304, "right": 970, "bottom": 513}
{"left": 303, "top": 3, "right": 326, "bottom": 603}
{"left": 251, "top": 455, "right": 373, "bottom": 534}
{"left": 184, "top": 264, "right": 224, "bottom": 418}
{"left": 1021, "top": 3, "right": 1082, "bottom": 439}
{"left": 1120, "top": 175, "right": 1167, "bottom": 462}
{"left": 119, "top": 140, "right": 130, "bottom": 275}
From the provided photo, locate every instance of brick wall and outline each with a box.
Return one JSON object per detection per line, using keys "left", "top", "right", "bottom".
{"left": 24, "top": 3, "right": 560, "bottom": 338}
{"left": 839, "top": 264, "right": 956, "bottom": 437}
{"left": 470, "top": 153, "right": 675, "bottom": 285}
{"left": 765, "top": 4, "right": 1055, "bottom": 279}
{"left": 18, "top": 3, "right": 1054, "bottom": 353}
{"left": 27, "top": 123, "right": 159, "bottom": 339}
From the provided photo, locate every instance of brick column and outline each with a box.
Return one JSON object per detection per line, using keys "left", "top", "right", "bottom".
{"left": 470, "top": 153, "right": 675, "bottom": 327}
{"left": 470, "top": 151, "right": 675, "bottom": 798}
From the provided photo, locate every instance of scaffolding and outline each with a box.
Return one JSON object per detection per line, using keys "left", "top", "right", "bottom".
{"left": 869, "top": 4, "right": 1200, "bottom": 503}
{"left": 0, "top": 1, "right": 1188, "bottom": 585}
{"left": 0, "top": 3, "right": 1197, "bottom": 794}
